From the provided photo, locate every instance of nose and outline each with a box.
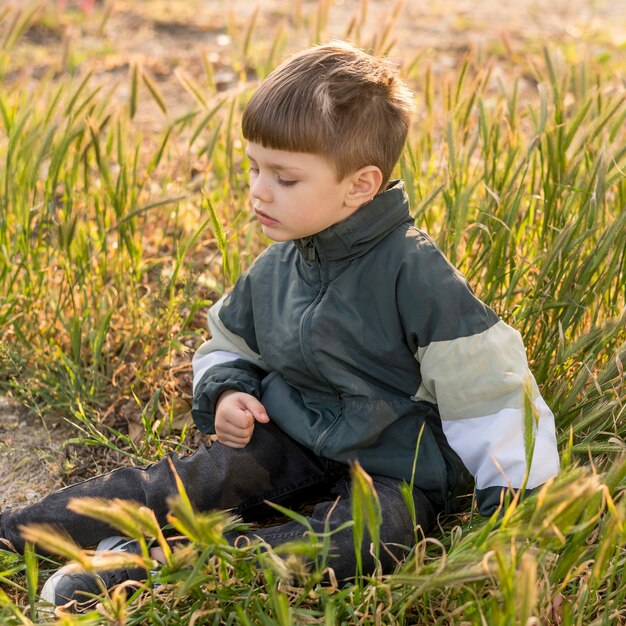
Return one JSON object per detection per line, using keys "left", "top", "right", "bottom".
{"left": 250, "top": 172, "right": 272, "bottom": 204}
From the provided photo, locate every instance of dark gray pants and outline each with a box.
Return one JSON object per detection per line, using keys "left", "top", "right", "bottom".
{"left": 0, "top": 423, "right": 437, "bottom": 580}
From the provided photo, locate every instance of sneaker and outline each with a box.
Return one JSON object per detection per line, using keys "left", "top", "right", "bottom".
{"left": 40, "top": 536, "right": 147, "bottom": 612}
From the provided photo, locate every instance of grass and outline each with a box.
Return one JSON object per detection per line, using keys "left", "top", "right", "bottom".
{"left": 0, "top": 0, "right": 625, "bottom": 624}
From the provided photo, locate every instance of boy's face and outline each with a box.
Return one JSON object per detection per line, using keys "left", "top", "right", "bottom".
{"left": 246, "top": 142, "right": 358, "bottom": 241}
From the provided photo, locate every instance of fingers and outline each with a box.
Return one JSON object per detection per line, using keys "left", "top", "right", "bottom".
{"left": 214, "top": 391, "right": 270, "bottom": 448}
{"left": 218, "top": 432, "right": 251, "bottom": 448}
{"left": 215, "top": 425, "right": 252, "bottom": 448}
{"left": 237, "top": 395, "right": 270, "bottom": 424}
{"left": 224, "top": 407, "right": 256, "bottom": 430}
{"left": 216, "top": 410, "right": 253, "bottom": 445}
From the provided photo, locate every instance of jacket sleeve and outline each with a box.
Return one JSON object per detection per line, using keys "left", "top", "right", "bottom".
{"left": 398, "top": 232, "right": 560, "bottom": 516}
{"left": 191, "top": 274, "right": 269, "bottom": 434}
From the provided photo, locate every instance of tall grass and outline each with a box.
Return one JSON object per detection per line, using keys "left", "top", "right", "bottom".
{"left": 401, "top": 48, "right": 626, "bottom": 462}
{"left": 0, "top": 1, "right": 625, "bottom": 624}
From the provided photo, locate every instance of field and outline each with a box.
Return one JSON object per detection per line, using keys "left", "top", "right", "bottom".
{"left": 0, "top": 0, "right": 625, "bottom": 623}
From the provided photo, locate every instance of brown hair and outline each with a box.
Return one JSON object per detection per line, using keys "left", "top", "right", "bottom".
{"left": 242, "top": 41, "right": 414, "bottom": 189}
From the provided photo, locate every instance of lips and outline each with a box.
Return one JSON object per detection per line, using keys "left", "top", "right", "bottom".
{"left": 255, "top": 209, "right": 278, "bottom": 226}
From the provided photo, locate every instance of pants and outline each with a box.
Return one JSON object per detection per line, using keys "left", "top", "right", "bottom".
{"left": 0, "top": 422, "right": 438, "bottom": 580}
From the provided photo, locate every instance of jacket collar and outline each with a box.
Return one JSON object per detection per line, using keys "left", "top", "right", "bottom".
{"left": 293, "top": 180, "right": 412, "bottom": 263}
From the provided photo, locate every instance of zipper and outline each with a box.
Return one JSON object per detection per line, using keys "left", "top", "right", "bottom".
{"left": 312, "top": 411, "right": 342, "bottom": 456}
{"left": 298, "top": 243, "right": 342, "bottom": 455}
{"left": 298, "top": 248, "right": 330, "bottom": 385}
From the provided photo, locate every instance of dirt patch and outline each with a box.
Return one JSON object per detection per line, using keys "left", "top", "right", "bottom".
{"left": 0, "top": 398, "right": 73, "bottom": 510}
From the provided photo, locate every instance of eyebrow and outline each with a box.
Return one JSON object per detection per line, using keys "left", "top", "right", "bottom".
{"left": 245, "top": 152, "right": 305, "bottom": 174}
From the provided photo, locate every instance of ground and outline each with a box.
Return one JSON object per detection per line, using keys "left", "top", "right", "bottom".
{"left": 1, "top": 0, "right": 624, "bottom": 511}
{"left": 0, "top": 398, "right": 72, "bottom": 509}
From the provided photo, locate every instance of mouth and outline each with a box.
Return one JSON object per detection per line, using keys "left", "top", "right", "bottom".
{"left": 255, "top": 209, "right": 279, "bottom": 226}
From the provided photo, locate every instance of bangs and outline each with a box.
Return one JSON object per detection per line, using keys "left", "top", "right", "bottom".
{"left": 242, "top": 79, "right": 334, "bottom": 158}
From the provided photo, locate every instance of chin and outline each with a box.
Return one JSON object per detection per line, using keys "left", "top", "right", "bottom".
{"left": 261, "top": 226, "right": 290, "bottom": 242}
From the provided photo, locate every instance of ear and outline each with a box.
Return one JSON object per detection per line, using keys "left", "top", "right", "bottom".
{"left": 343, "top": 166, "right": 384, "bottom": 210}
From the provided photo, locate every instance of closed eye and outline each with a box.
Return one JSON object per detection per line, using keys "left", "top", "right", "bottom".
{"left": 276, "top": 175, "right": 297, "bottom": 187}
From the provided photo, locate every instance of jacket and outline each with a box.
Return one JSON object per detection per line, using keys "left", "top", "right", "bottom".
{"left": 191, "top": 181, "right": 560, "bottom": 515}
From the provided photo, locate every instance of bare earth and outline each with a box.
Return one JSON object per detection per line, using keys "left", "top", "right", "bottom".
{"left": 0, "top": 397, "right": 72, "bottom": 510}
{"left": 1, "top": 0, "right": 624, "bottom": 510}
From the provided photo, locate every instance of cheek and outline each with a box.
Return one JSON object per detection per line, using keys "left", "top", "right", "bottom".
{"left": 279, "top": 187, "right": 307, "bottom": 211}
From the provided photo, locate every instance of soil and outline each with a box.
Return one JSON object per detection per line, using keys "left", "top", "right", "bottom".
{"left": 0, "top": 398, "right": 72, "bottom": 510}
{"left": 1, "top": 0, "right": 624, "bottom": 510}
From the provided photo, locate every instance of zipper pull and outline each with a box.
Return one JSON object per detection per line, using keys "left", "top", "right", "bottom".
{"left": 300, "top": 237, "right": 317, "bottom": 262}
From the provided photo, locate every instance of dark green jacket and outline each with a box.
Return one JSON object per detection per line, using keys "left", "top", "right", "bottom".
{"left": 192, "top": 181, "right": 559, "bottom": 514}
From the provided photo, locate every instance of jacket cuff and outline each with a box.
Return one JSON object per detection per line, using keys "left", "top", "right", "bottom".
{"left": 191, "top": 359, "right": 265, "bottom": 433}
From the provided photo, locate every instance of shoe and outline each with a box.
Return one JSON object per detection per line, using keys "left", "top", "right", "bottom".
{"left": 40, "top": 536, "right": 147, "bottom": 612}
{"left": 0, "top": 537, "right": 17, "bottom": 552}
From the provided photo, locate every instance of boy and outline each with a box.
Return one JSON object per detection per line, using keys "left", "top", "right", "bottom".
{"left": 0, "top": 41, "right": 559, "bottom": 609}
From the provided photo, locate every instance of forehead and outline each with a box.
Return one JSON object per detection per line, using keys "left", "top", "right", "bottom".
{"left": 245, "top": 142, "right": 336, "bottom": 175}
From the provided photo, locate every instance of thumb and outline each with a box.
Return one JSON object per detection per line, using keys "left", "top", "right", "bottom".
{"left": 240, "top": 396, "right": 270, "bottom": 424}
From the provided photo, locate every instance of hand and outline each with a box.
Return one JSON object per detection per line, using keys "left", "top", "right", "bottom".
{"left": 214, "top": 390, "right": 270, "bottom": 448}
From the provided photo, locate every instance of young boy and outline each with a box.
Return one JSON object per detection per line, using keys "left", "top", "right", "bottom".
{"left": 0, "top": 41, "right": 559, "bottom": 609}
